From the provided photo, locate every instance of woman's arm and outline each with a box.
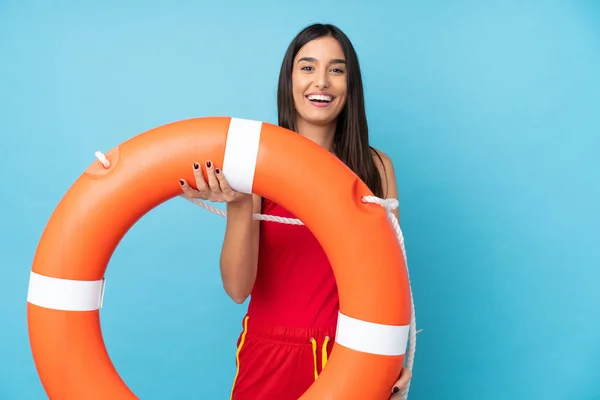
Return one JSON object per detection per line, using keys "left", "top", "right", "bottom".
{"left": 180, "top": 161, "right": 262, "bottom": 304}
{"left": 372, "top": 149, "right": 400, "bottom": 222}
{"left": 219, "top": 194, "right": 262, "bottom": 304}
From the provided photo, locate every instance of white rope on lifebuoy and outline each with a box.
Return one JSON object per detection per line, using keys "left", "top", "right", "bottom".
{"left": 94, "top": 151, "right": 111, "bottom": 169}
{"left": 93, "top": 150, "right": 418, "bottom": 399}
{"left": 361, "top": 195, "right": 418, "bottom": 399}
{"left": 185, "top": 197, "right": 304, "bottom": 225}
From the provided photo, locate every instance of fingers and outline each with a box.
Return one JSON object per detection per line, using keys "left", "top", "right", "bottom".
{"left": 215, "top": 167, "right": 233, "bottom": 196}
{"left": 390, "top": 368, "right": 412, "bottom": 398}
{"left": 192, "top": 162, "right": 209, "bottom": 194}
{"left": 179, "top": 178, "right": 201, "bottom": 198}
{"left": 399, "top": 368, "right": 412, "bottom": 385}
{"left": 205, "top": 160, "right": 220, "bottom": 192}
{"left": 180, "top": 161, "right": 224, "bottom": 201}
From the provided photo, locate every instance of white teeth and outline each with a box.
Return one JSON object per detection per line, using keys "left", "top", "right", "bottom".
{"left": 307, "top": 94, "right": 333, "bottom": 102}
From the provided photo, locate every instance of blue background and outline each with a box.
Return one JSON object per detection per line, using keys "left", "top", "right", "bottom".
{"left": 1, "top": 1, "right": 599, "bottom": 399}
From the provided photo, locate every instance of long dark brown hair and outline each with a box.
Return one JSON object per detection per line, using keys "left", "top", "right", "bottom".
{"left": 277, "top": 23, "right": 386, "bottom": 198}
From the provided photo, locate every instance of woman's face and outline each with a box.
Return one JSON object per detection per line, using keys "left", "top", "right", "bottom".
{"left": 292, "top": 36, "right": 348, "bottom": 128}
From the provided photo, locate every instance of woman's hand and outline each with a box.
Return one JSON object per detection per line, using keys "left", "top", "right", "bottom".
{"left": 390, "top": 367, "right": 412, "bottom": 398}
{"left": 179, "top": 160, "right": 251, "bottom": 204}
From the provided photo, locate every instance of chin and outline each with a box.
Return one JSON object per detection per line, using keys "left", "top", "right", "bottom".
{"left": 310, "top": 116, "right": 337, "bottom": 126}
{"left": 301, "top": 108, "right": 341, "bottom": 126}
{"left": 298, "top": 114, "right": 333, "bottom": 126}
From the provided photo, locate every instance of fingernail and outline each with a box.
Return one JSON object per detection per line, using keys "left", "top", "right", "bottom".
{"left": 193, "top": 162, "right": 199, "bottom": 169}
{"left": 215, "top": 168, "right": 220, "bottom": 174}
{"left": 179, "top": 179, "right": 184, "bottom": 186}
{"left": 206, "top": 161, "right": 212, "bottom": 168}
{"left": 392, "top": 386, "right": 400, "bottom": 394}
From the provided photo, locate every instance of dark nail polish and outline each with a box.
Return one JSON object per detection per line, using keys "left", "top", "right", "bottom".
{"left": 206, "top": 161, "right": 212, "bottom": 168}
{"left": 193, "top": 162, "right": 199, "bottom": 169}
{"left": 392, "top": 386, "right": 399, "bottom": 394}
{"left": 179, "top": 179, "right": 184, "bottom": 186}
{"left": 215, "top": 168, "right": 220, "bottom": 174}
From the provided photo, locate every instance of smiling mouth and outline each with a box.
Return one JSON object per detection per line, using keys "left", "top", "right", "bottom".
{"left": 306, "top": 94, "right": 334, "bottom": 103}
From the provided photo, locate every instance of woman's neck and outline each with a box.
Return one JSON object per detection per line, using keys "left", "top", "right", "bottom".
{"left": 296, "top": 118, "right": 336, "bottom": 152}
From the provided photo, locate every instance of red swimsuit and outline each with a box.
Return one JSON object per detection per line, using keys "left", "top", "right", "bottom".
{"left": 229, "top": 198, "right": 339, "bottom": 400}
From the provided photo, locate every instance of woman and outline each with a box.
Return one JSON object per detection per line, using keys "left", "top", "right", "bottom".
{"left": 180, "top": 23, "right": 412, "bottom": 399}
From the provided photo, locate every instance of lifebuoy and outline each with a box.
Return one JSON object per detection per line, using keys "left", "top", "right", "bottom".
{"left": 27, "top": 117, "right": 412, "bottom": 400}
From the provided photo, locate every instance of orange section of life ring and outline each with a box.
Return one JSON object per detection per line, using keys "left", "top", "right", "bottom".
{"left": 26, "top": 117, "right": 412, "bottom": 400}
